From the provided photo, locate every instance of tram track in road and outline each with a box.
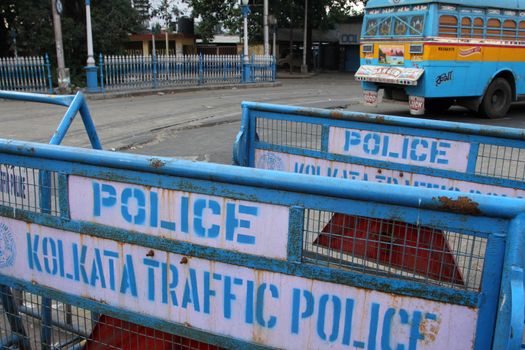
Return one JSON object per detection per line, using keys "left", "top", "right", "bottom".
{"left": 0, "top": 74, "right": 363, "bottom": 151}
{"left": 52, "top": 94, "right": 358, "bottom": 150}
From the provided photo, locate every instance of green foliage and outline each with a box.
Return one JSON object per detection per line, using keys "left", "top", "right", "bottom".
{"left": 182, "top": 0, "right": 239, "bottom": 42}
{"left": 133, "top": 0, "right": 151, "bottom": 23}
{"left": 0, "top": 0, "right": 144, "bottom": 86}
{"left": 183, "top": 0, "right": 363, "bottom": 42}
{"left": 152, "top": 0, "right": 180, "bottom": 31}
{"left": 0, "top": 0, "right": 54, "bottom": 56}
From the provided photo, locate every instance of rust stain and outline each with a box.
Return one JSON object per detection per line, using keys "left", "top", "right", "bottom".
{"left": 149, "top": 158, "right": 166, "bottom": 168}
{"left": 180, "top": 256, "right": 189, "bottom": 264}
{"left": 437, "top": 196, "right": 481, "bottom": 215}
{"left": 146, "top": 249, "right": 155, "bottom": 257}
{"left": 329, "top": 110, "right": 345, "bottom": 119}
{"left": 420, "top": 313, "right": 441, "bottom": 344}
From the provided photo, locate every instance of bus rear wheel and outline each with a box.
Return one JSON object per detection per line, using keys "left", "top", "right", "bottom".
{"left": 479, "top": 78, "right": 512, "bottom": 119}
{"left": 425, "top": 98, "right": 454, "bottom": 115}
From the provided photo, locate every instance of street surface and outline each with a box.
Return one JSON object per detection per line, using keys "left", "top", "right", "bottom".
{"left": 2, "top": 72, "right": 525, "bottom": 164}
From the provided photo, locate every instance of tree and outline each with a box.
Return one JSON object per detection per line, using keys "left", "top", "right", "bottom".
{"left": 182, "top": 0, "right": 363, "bottom": 42}
{"left": 0, "top": 0, "right": 144, "bottom": 85}
{"left": 132, "top": 0, "right": 151, "bottom": 25}
{"left": 181, "top": 0, "right": 239, "bottom": 42}
{"left": 0, "top": 0, "right": 54, "bottom": 56}
{"left": 152, "top": 0, "right": 180, "bottom": 31}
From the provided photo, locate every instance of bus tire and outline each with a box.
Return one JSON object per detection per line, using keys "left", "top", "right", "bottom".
{"left": 425, "top": 98, "right": 454, "bottom": 114}
{"left": 479, "top": 78, "right": 512, "bottom": 119}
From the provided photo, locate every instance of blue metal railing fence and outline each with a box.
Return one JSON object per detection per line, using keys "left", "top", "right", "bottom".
{"left": 99, "top": 53, "right": 275, "bottom": 92}
{"left": 0, "top": 54, "right": 53, "bottom": 94}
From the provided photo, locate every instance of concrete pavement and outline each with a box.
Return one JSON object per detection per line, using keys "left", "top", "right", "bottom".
{"left": 4, "top": 72, "right": 525, "bottom": 165}
{"left": 0, "top": 73, "right": 360, "bottom": 152}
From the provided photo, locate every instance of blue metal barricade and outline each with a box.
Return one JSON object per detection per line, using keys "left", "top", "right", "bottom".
{"left": 0, "top": 139, "right": 523, "bottom": 349}
{"left": 233, "top": 102, "right": 525, "bottom": 198}
{"left": 233, "top": 102, "right": 525, "bottom": 349}
{"left": 0, "top": 93, "right": 524, "bottom": 349}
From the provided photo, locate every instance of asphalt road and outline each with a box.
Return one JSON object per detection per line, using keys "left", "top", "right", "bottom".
{"left": 3, "top": 72, "right": 525, "bottom": 164}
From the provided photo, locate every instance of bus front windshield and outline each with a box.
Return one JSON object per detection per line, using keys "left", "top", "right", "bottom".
{"left": 363, "top": 6, "right": 428, "bottom": 39}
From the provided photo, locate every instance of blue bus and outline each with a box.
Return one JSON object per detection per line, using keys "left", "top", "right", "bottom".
{"left": 356, "top": 0, "right": 525, "bottom": 118}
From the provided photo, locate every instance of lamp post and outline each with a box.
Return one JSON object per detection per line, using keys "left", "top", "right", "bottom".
{"left": 301, "top": 0, "right": 308, "bottom": 74}
{"left": 263, "top": 0, "right": 269, "bottom": 56}
{"left": 240, "top": 0, "right": 251, "bottom": 83}
{"left": 85, "top": 0, "right": 99, "bottom": 92}
{"left": 268, "top": 14, "right": 277, "bottom": 57}
{"left": 52, "top": 0, "right": 70, "bottom": 91}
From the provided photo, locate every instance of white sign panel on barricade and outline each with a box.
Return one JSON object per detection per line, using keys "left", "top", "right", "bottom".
{"left": 69, "top": 176, "right": 290, "bottom": 260}
{"left": 328, "top": 127, "right": 472, "bottom": 172}
{"left": 0, "top": 217, "right": 477, "bottom": 349}
{"left": 255, "top": 150, "right": 525, "bottom": 198}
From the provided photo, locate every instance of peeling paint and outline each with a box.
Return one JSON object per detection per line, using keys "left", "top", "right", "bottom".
{"left": 149, "top": 158, "right": 166, "bottom": 168}
{"left": 437, "top": 196, "right": 481, "bottom": 216}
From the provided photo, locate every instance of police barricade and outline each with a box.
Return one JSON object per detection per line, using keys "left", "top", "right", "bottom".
{"left": 0, "top": 138, "right": 523, "bottom": 349}
{"left": 232, "top": 102, "right": 525, "bottom": 349}
{"left": 233, "top": 102, "right": 525, "bottom": 199}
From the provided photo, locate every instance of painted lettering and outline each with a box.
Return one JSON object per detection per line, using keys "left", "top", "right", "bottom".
{"left": 0, "top": 171, "right": 26, "bottom": 199}
{"left": 342, "top": 131, "right": 453, "bottom": 166}
{"left": 91, "top": 181, "right": 260, "bottom": 246}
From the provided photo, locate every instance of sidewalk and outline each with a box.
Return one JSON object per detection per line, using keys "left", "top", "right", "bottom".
{"left": 86, "top": 81, "right": 282, "bottom": 100}
{"left": 276, "top": 71, "right": 318, "bottom": 79}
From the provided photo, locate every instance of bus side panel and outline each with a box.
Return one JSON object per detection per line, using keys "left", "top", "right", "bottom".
{"left": 412, "top": 44, "right": 525, "bottom": 99}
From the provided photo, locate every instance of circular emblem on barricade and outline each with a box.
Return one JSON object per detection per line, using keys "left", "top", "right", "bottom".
{"left": 256, "top": 152, "right": 285, "bottom": 171}
{"left": 390, "top": 0, "right": 403, "bottom": 4}
{"left": 0, "top": 222, "right": 16, "bottom": 268}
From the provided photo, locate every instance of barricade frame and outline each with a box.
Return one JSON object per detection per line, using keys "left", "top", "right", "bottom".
{"left": 232, "top": 101, "right": 525, "bottom": 349}
{"left": 233, "top": 102, "right": 525, "bottom": 196}
{"left": 0, "top": 94, "right": 524, "bottom": 349}
{"left": 0, "top": 139, "right": 523, "bottom": 349}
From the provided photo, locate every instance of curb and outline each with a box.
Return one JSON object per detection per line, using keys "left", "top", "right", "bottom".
{"left": 276, "top": 72, "right": 318, "bottom": 80}
{"left": 85, "top": 82, "right": 282, "bottom": 101}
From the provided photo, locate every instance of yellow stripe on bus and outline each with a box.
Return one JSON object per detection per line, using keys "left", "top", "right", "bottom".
{"left": 361, "top": 42, "right": 525, "bottom": 62}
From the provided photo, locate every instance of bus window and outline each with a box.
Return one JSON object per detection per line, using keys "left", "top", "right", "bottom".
{"left": 473, "top": 17, "right": 484, "bottom": 38}
{"left": 439, "top": 15, "right": 458, "bottom": 37}
{"left": 394, "top": 17, "right": 408, "bottom": 35}
{"left": 487, "top": 18, "right": 502, "bottom": 39}
{"left": 409, "top": 15, "right": 425, "bottom": 35}
{"left": 503, "top": 20, "right": 517, "bottom": 40}
{"left": 379, "top": 17, "right": 392, "bottom": 36}
{"left": 366, "top": 19, "right": 378, "bottom": 36}
{"left": 461, "top": 17, "right": 472, "bottom": 38}
{"left": 519, "top": 21, "right": 525, "bottom": 40}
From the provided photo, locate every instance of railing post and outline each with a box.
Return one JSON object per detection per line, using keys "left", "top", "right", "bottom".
{"left": 152, "top": 52, "right": 157, "bottom": 89}
{"left": 272, "top": 55, "right": 277, "bottom": 82}
{"left": 0, "top": 58, "right": 4, "bottom": 90}
{"left": 240, "top": 54, "right": 245, "bottom": 83}
{"left": 0, "top": 286, "right": 30, "bottom": 350}
{"left": 98, "top": 53, "right": 105, "bottom": 92}
{"left": 20, "top": 57, "right": 27, "bottom": 90}
{"left": 199, "top": 53, "right": 204, "bottom": 86}
{"left": 38, "top": 167, "right": 53, "bottom": 350}
{"left": 45, "top": 53, "right": 53, "bottom": 94}
{"left": 493, "top": 213, "right": 525, "bottom": 349}
{"left": 251, "top": 53, "right": 255, "bottom": 83}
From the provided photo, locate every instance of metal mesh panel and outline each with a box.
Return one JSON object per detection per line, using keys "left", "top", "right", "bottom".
{"left": 255, "top": 118, "right": 322, "bottom": 151}
{"left": 0, "top": 164, "right": 60, "bottom": 217}
{"left": 0, "top": 288, "right": 224, "bottom": 350}
{"left": 475, "top": 144, "right": 525, "bottom": 181}
{"left": 303, "top": 209, "right": 487, "bottom": 292}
